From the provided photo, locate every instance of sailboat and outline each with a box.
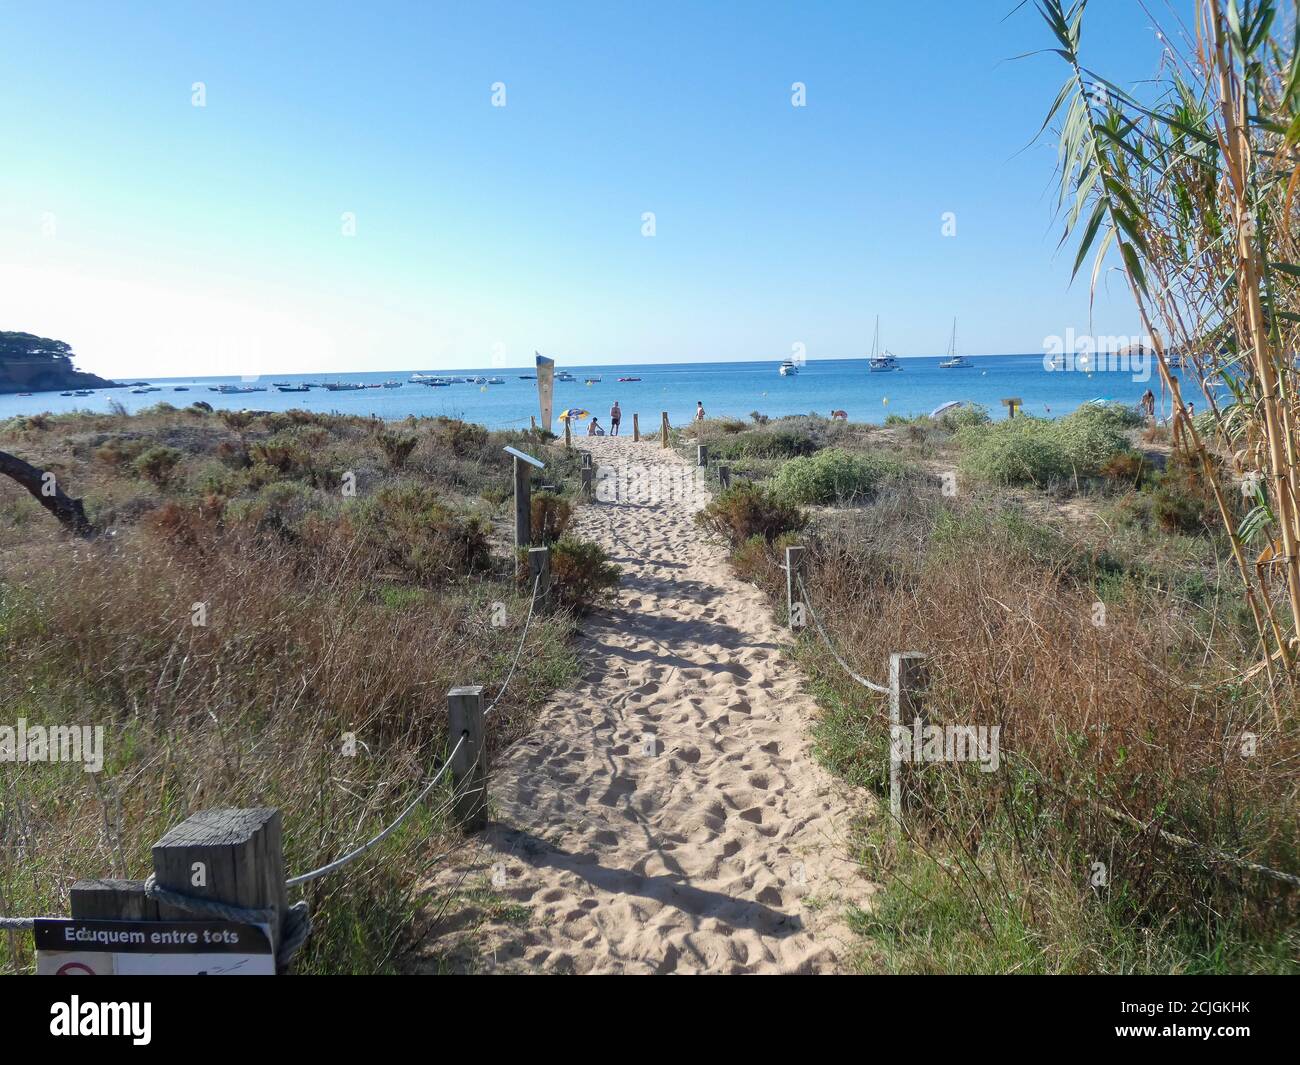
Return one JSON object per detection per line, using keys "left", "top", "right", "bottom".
{"left": 868, "top": 316, "right": 897, "bottom": 372}
{"left": 939, "top": 319, "right": 972, "bottom": 368}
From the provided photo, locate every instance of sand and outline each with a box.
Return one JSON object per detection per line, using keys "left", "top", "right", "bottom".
{"left": 417, "top": 435, "right": 875, "bottom": 974}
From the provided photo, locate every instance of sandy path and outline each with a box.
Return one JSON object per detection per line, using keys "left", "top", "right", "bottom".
{"left": 418, "top": 436, "right": 874, "bottom": 973}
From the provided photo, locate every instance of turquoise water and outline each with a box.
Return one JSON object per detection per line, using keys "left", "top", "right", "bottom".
{"left": 0, "top": 355, "right": 1216, "bottom": 429}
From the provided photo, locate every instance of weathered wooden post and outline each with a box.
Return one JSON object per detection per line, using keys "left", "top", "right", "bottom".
{"left": 530, "top": 415, "right": 537, "bottom": 432}
{"left": 513, "top": 455, "right": 531, "bottom": 549}
{"left": 660, "top": 411, "right": 669, "bottom": 448}
{"left": 528, "top": 546, "right": 551, "bottom": 611}
{"left": 784, "top": 545, "right": 804, "bottom": 632}
{"left": 718, "top": 464, "right": 731, "bottom": 489}
{"left": 564, "top": 418, "right": 572, "bottom": 449}
{"left": 70, "top": 879, "right": 159, "bottom": 922}
{"left": 580, "top": 466, "right": 594, "bottom": 499}
{"left": 697, "top": 444, "right": 710, "bottom": 467}
{"left": 447, "top": 686, "right": 487, "bottom": 831}
{"left": 633, "top": 412, "right": 640, "bottom": 441}
{"left": 889, "top": 653, "right": 929, "bottom": 832}
{"left": 152, "top": 809, "right": 288, "bottom": 955}
{"left": 1001, "top": 397, "right": 1022, "bottom": 419}
{"left": 581, "top": 450, "right": 593, "bottom": 469}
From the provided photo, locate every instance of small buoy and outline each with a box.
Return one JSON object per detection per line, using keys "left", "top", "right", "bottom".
{"left": 882, "top": 396, "right": 889, "bottom": 405}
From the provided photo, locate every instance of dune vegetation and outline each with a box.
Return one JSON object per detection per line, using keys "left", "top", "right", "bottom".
{"left": 0, "top": 403, "right": 613, "bottom": 974}
{"left": 688, "top": 409, "right": 1297, "bottom": 974}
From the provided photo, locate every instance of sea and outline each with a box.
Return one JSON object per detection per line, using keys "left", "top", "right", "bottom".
{"left": 0, "top": 354, "right": 1218, "bottom": 430}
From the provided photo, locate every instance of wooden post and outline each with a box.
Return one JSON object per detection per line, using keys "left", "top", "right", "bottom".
{"left": 581, "top": 450, "right": 593, "bottom": 469}
{"left": 447, "top": 686, "right": 487, "bottom": 831}
{"left": 580, "top": 466, "right": 594, "bottom": 499}
{"left": 530, "top": 415, "right": 537, "bottom": 432}
{"left": 71, "top": 879, "right": 159, "bottom": 922}
{"left": 513, "top": 455, "right": 531, "bottom": 549}
{"left": 785, "top": 545, "right": 804, "bottom": 632}
{"left": 697, "top": 443, "right": 710, "bottom": 467}
{"left": 1001, "top": 397, "right": 1022, "bottom": 419}
{"left": 889, "top": 652, "right": 929, "bottom": 832}
{"left": 152, "top": 808, "right": 288, "bottom": 957}
{"left": 633, "top": 412, "right": 640, "bottom": 441}
{"left": 660, "top": 411, "right": 669, "bottom": 447}
{"left": 528, "top": 546, "right": 551, "bottom": 611}
{"left": 718, "top": 464, "right": 731, "bottom": 489}
{"left": 564, "top": 419, "right": 572, "bottom": 448}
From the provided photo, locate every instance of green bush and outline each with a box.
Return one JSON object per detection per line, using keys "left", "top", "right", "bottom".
{"left": 770, "top": 447, "right": 899, "bottom": 505}
{"left": 935, "top": 403, "right": 990, "bottom": 432}
{"left": 695, "top": 482, "right": 807, "bottom": 547}
{"left": 957, "top": 406, "right": 1129, "bottom": 487}
{"left": 132, "top": 445, "right": 184, "bottom": 487}
{"left": 548, "top": 537, "right": 619, "bottom": 611}
{"left": 351, "top": 483, "right": 491, "bottom": 582}
{"left": 712, "top": 429, "right": 818, "bottom": 460}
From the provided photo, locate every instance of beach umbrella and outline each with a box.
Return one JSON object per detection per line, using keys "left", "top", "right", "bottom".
{"left": 557, "top": 408, "right": 589, "bottom": 421}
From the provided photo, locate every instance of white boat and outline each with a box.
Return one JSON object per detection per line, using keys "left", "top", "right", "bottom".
{"left": 867, "top": 316, "right": 897, "bottom": 372}
{"left": 779, "top": 358, "right": 798, "bottom": 376}
{"left": 555, "top": 371, "right": 577, "bottom": 382}
{"left": 486, "top": 376, "right": 505, "bottom": 384}
{"left": 938, "top": 319, "right": 971, "bottom": 368}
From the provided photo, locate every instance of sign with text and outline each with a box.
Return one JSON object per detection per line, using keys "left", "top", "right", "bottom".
{"left": 34, "top": 918, "right": 274, "bottom": 975}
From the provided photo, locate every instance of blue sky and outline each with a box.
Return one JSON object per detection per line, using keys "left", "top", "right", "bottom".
{"left": 0, "top": 1, "right": 1181, "bottom": 377}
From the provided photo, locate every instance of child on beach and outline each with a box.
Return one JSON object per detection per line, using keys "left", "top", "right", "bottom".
{"left": 587, "top": 417, "right": 605, "bottom": 436}
{"left": 695, "top": 401, "right": 705, "bottom": 422}
{"left": 610, "top": 401, "right": 621, "bottom": 436}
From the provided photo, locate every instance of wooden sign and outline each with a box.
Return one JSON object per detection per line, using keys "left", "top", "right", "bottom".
{"left": 1001, "top": 397, "right": 1023, "bottom": 418}
{"left": 34, "top": 918, "right": 274, "bottom": 975}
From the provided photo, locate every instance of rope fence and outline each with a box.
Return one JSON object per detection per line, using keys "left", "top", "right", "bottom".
{"left": 783, "top": 543, "right": 1299, "bottom": 891}
{"left": 1, "top": 560, "right": 549, "bottom": 973}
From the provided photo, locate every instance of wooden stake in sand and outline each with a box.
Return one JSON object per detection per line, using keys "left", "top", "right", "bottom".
{"left": 528, "top": 545, "right": 551, "bottom": 612}
{"left": 889, "top": 653, "right": 929, "bottom": 832}
{"left": 784, "top": 545, "right": 804, "bottom": 632}
{"left": 633, "top": 413, "right": 640, "bottom": 441}
{"left": 661, "top": 411, "right": 669, "bottom": 448}
{"left": 447, "top": 686, "right": 487, "bottom": 830}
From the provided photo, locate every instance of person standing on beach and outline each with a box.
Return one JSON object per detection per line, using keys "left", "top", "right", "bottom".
{"left": 610, "top": 401, "right": 621, "bottom": 436}
{"left": 696, "top": 401, "right": 706, "bottom": 422}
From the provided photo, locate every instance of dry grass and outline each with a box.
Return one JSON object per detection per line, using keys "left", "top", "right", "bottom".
{"left": 0, "top": 406, "right": 594, "bottom": 973}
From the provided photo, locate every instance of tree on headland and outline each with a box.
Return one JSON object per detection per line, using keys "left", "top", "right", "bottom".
{"left": 0, "top": 330, "right": 117, "bottom": 393}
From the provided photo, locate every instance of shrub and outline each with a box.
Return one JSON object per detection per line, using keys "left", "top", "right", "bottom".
{"left": 548, "top": 536, "right": 619, "bottom": 611}
{"left": 712, "top": 428, "right": 818, "bottom": 460}
{"left": 132, "top": 445, "right": 184, "bottom": 487}
{"left": 935, "top": 403, "right": 990, "bottom": 432}
{"left": 530, "top": 491, "right": 573, "bottom": 544}
{"left": 376, "top": 431, "right": 418, "bottom": 470}
{"left": 351, "top": 483, "right": 490, "bottom": 582}
{"left": 218, "top": 410, "right": 255, "bottom": 432}
{"left": 958, "top": 408, "right": 1129, "bottom": 487}
{"left": 1099, "top": 449, "right": 1147, "bottom": 487}
{"left": 431, "top": 418, "right": 489, "bottom": 458}
{"left": 771, "top": 447, "right": 899, "bottom": 505}
{"left": 695, "top": 483, "right": 807, "bottom": 547}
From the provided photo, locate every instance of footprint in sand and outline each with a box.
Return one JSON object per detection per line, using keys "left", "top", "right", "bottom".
{"left": 418, "top": 437, "right": 872, "bottom": 974}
